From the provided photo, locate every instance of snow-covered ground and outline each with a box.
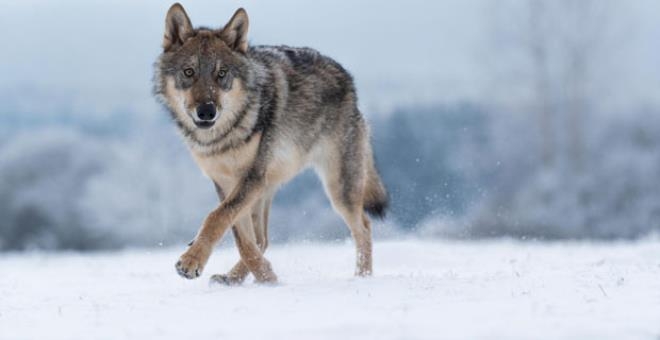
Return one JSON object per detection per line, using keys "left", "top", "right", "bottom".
{"left": 1, "top": 239, "right": 659, "bottom": 340}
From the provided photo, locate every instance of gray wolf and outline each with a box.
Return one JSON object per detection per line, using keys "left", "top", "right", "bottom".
{"left": 153, "top": 3, "right": 388, "bottom": 284}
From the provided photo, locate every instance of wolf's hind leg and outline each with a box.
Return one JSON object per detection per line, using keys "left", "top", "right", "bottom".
{"left": 254, "top": 194, "right": 273, "bottom": 252}
{"left": 318, "top": 146, "right": 373, "bottom": 276}
{"left": 209, "top": 222, "right": 252, "bottom": 285}
{"left": 232, "top": 214, "right": 277, "bottom": 283}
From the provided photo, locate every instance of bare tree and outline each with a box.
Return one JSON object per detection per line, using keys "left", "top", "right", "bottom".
{"left": 487, "top": 0, "right": 613, "bottom": 173}
{"left": 528, "top": 0, "right": 555, "bottom": 168}
{"left": 559, "top": 0, "right": 611, "bottom": 172}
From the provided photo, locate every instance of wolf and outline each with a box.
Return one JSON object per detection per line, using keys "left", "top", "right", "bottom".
{"left": 154, "top": 3, "right": 388, "bottom": 284}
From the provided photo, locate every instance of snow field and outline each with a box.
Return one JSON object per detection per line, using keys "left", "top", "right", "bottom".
{"left": 1, "top": 239, "right": 659, "bottom": 340}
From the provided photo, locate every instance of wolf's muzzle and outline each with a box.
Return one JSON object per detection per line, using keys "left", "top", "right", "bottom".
{"left": 195, "top": 102, "right": 217, "bottom": 129}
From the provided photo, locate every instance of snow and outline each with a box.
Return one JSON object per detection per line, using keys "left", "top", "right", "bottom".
{"left": 1, "top": 239, "right": 659, "bottom": 340}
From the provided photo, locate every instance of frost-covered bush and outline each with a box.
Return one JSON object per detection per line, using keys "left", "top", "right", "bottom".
{"left": 0, "top": 127, "right": 216, "bottom": 251}
{"left": 0, "top": 129, "right": 106, "bottom": 250}
{"left": 76, "top": 132, "right": 216, "bottom": 248}
{"left": 423, "top": 109, "right": 660, "bottom": 239}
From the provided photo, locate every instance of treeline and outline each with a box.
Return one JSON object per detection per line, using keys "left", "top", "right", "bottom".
{"left": 1, "top": 101, "right": 659, "bottom": 251}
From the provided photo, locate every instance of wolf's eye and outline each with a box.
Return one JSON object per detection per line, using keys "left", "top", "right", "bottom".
{"left": 218, "top": 68, "right": 228, "bottom": 79}
{"left": 183, "top": 68, "right": 195, "bottom": 77}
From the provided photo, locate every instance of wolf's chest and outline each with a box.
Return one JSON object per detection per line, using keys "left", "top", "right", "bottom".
{"left": 191, "top": 134, "right": 309, "bottom": 191}
{"left": 191, "top": 135, "right": 261, "bottom": 186}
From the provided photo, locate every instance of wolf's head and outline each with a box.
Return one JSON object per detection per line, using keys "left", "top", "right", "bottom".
{"left": 154, "top": 3, "right": 252, "bottom": 133}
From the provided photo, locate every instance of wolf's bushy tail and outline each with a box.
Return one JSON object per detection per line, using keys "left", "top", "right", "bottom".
{"left": 363, "top": 154, "right": 389, "bottom": 219}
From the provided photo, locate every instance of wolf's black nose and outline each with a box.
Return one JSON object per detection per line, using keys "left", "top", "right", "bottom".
{"left": 196, "top": 103, "right": 216, "bottom": 121}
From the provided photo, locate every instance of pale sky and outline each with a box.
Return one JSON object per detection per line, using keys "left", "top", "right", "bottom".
{"left": 0, "top": 0, "right": 658, "bottom": 119}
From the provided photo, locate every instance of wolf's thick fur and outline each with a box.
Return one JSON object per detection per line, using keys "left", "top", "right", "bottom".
{"left": 154, "top": 3, "right": 388, "bottom": 283}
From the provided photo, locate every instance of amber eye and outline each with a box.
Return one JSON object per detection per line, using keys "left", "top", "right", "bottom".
{"left": 183, "top": 68, "right": 195, "bottom": 77}
{"left": 218, "top": 68, "right": 228, "bottom": 79}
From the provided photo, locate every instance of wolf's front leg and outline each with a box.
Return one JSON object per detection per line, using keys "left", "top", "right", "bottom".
{"left": 175, "top": 172, "right": 267, "bottom": 279}
{"left": 175, "top": 236, "right": 216, "bottom": 279}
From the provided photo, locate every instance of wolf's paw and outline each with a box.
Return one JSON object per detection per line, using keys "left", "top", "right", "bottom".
{"left": 175, "top": 252, "right": 205, "bottom": 279}
{"left": 355, "top": 270, "right": 373, "bottom": 277}
{"left": 250, "top": 262, "right": 279, "bottom": 284}
{"left": 254, "top": 270, "right": 278, "bottom": 284}
{"left": 209, "top": 274, "right": 245, "bottom": 286}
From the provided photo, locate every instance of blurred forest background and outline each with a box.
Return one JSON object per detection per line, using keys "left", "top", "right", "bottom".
{"left": 1, "top": 0, "right": 660, "bottom": 251}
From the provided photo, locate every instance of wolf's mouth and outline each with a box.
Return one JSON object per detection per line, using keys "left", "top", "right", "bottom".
{"left": 194, "top": 120, "right": 215, "bottom": 129}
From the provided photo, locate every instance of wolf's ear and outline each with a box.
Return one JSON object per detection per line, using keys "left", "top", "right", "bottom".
{"left": 220, "top": 8, "right": 249, "bottom": 53}
{"left": 163, "top": 3, "right": 193, "bottom": 52}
